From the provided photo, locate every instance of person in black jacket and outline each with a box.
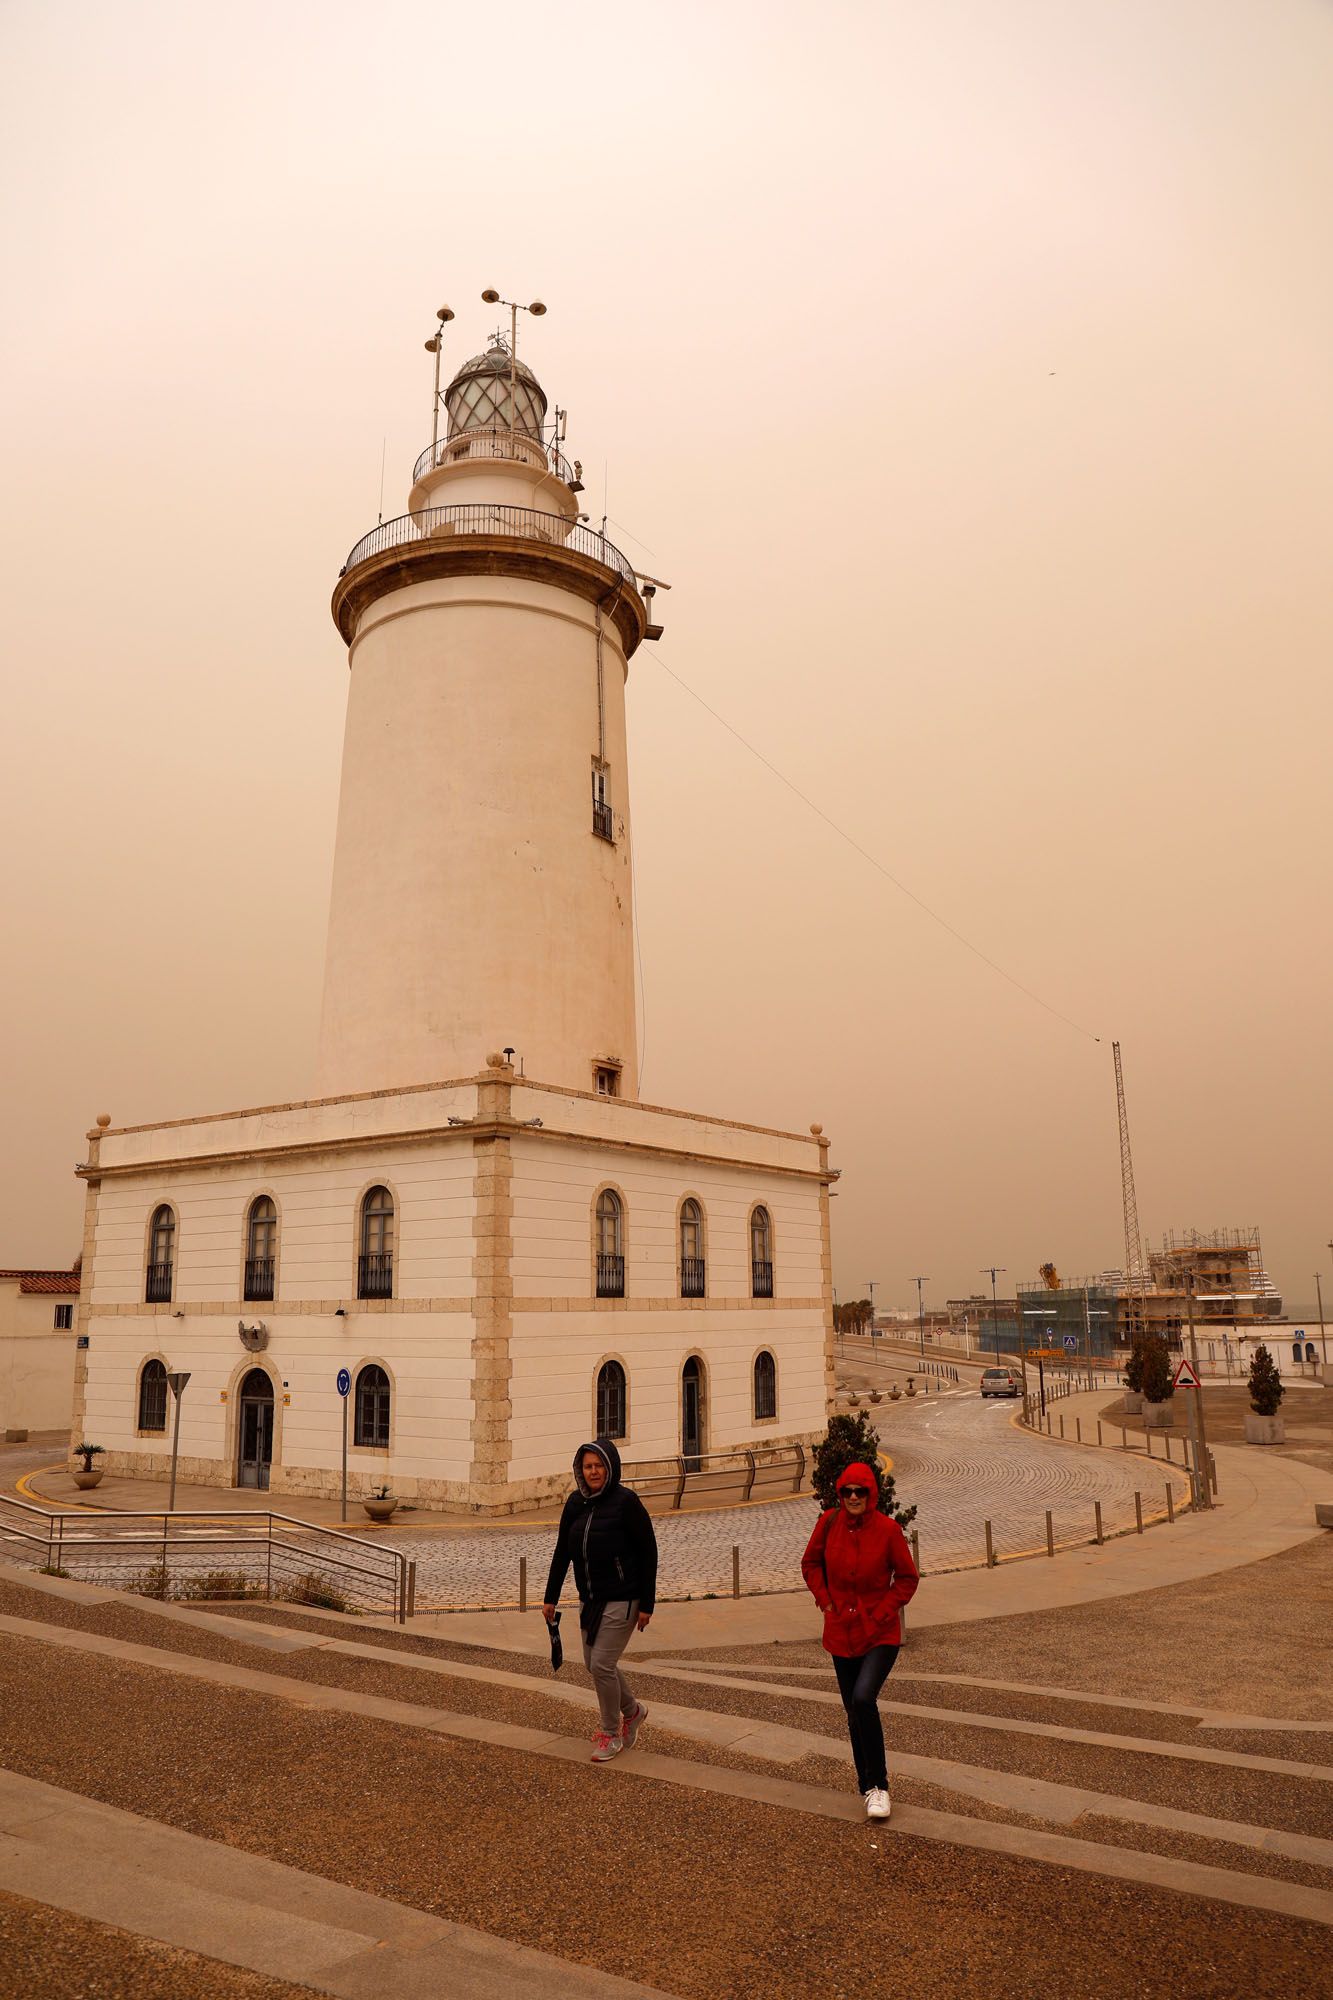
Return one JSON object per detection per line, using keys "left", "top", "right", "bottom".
{"left": 542, "top": 1438, "right": 658, "bottom": 1761}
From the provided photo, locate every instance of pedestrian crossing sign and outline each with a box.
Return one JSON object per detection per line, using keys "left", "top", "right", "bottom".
{"left": 1173, "top": 1358, "right": 1202, "bottom": 1389}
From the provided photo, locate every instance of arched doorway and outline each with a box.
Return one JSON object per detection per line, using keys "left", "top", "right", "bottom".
{"left": 681, "top": 1356, "right": 703, "bottom": 1471}
{"left": 237, "top": 1368, "right": 275, "bottom": 1490}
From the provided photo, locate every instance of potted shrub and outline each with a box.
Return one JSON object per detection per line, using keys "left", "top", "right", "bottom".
{"left": 1139, "top": 1336, "right": 1174, "bottom": 1429}
{"left": 904, "top": 1377, "right": 917, "bottom": 1398}
{"left": 362, "top": 1484, "right": 398, "bottom": 1523}
{"left": 888, "top": 1383, "right": 901, "bottom": 1401}
{"left": 1244, "top": 1344, "right": 1286, "bottom": 1445}
{"left": 811, "top": 1409, "right": 916, "bottom": 1527}
{"left": 1121, "top": 1340, "right": 1145, "bottom": 1414}
{"left": 72, "top": 1443, "right": 105, "bottom": 1490}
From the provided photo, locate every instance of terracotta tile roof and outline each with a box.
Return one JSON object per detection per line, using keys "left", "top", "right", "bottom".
{"left": 0, "top": 1270, "right": 81, "bottom": 1295}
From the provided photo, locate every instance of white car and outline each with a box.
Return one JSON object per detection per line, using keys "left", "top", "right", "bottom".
{"left": 980, "top": 1368, "right": 1022, "bottom": 1397}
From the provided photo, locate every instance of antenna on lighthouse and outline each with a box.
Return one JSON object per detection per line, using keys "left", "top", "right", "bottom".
{"left": 481, "top": 289, "right": 547, "bottom": 438}
{"left": 424, "top": 304, "right": 455, "bottom": 459}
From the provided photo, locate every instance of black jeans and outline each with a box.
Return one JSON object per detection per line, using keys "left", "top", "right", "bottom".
{"left": 832, "top": 1644, "right": 900, "bottom": 1793}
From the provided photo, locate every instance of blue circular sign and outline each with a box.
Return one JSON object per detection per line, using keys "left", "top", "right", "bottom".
{"left": 336, "top": 1367, "right": 351, "bottom": 1398}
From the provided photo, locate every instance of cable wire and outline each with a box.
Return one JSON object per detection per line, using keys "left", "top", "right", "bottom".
{"left": 650, "top": 650, "right": 1101, "bottom": 1044}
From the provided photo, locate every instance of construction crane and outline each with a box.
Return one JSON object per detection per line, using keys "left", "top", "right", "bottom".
{"left": 1112, "top": 1041, "right": 1149, "bottom": 1341}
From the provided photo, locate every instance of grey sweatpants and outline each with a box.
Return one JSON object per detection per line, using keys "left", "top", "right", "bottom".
{"left": 581, "top": 1599, "right": 639, "bottom": 1733}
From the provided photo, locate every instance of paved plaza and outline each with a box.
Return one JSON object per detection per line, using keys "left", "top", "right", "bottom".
{"left": 1, "top": 1389, "right": 1189, "bottom": 1611}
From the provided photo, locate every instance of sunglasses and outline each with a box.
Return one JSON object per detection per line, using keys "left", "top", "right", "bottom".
{"left": 841, "top": 1486, "right": 870, "bottom": 1500}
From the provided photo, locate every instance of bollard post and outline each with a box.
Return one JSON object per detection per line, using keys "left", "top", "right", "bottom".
{"left": 1094, "top": 1500, "right": 1104, "bottom": 1545}
{"left": 1166, "top": 1482, "right": 1175, "bottom": 1524}
{"left": 910, "top": 1529, "right": 921, "bottom": 1577}
{"left": 1059, "top": 1414, "right": 1065, "bottom": 1440}
{"left": 1165, "top": 1434, "right": 1172, "bottom": 1462}
{"left": 1146, "top": 1429, "right": 1154, "bottom": 1458}
{"left": 1121, "top": 1426, "right": 1127, "bottom": 1450}
{"left": 732, "top": 1544, "right": 740, "bottom": 1600}
{"left": 1075, "top": 1417, "right": 1082, "bottom": 1444}
{"left": 1097, "top": 1421, "right": 1103, "bottom": 1447}
{"left": 519, "top": 1556, "right": 527, "bottom": 1612}
{"left": 1134, "top": 1491, "right": 1143, "bottom": 1534}
{"left": 984, "top": 1519, "right": 995, "bottom": 1567}
{"left": 1045, "top": 1509, "right": 1054, "bottom": 1558}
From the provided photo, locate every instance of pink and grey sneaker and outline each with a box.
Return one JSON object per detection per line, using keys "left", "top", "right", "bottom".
{"left": 591, "top": 1729, "right": 623, "bottom": 1763}
{"left": 620, "top": 1701, "right": 648, "bottom": 1749}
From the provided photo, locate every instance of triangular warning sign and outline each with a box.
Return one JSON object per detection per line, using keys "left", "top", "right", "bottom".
{"left": 1173, "top": 1357, "right": 1202, "bottom": 1389}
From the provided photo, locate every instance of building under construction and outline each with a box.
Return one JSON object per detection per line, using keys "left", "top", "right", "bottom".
{"left": 1019, "top": 1228, "right": 1281, "bottom": 1356}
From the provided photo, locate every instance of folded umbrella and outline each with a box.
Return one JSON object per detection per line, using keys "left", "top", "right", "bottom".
{"left": 548, "top": 1609, "right": 563, "bottom": 1672}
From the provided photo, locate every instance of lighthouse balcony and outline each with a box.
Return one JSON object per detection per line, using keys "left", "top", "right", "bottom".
{"left": 340, "top": 503, "right": 635, "bottom": 584}
{"left": 412, "top": 427, "right": 576, "bottom": 486}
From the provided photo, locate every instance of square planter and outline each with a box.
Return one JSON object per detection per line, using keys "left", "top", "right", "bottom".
{"left": 1120, "top": 1392, "right": 1143, "bottom": 1415}
{"left": 1243, "top": 1412, "right": 1286, "bottom": 1445}
{"left": 1142, "top": 1399, "right": 1174, "bottom": 1429}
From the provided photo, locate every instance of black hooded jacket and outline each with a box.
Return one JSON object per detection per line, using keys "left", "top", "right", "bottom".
{"left": 543, "top": 1439, "right": 658, "bottom": 1617}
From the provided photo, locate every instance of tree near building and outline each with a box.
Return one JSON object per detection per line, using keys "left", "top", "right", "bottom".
{"left": 1123, "top": 1340, "right": 1146, "bottom": 1395}
{"left": 1248, "top": 1344, "right": 1285, "bottom": 1418}
{"left": 812, "top": 1410, "right": 916, "bottom": 1526}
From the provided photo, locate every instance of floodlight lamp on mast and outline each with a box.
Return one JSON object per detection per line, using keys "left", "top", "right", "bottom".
{"left": 424, "top": 305, "right": 455, "bottom": 457}
{"left": 480, "top": 288, "right": 547, "bottom": 436}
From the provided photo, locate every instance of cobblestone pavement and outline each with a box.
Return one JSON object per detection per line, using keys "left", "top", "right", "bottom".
{"left": 0, "top": 1391, "right": 1179, "bottom": 1612}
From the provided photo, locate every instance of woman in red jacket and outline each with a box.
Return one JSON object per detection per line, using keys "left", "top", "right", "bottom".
{"left": 801, "top": 1459, "right": 919, "bottom": 1821}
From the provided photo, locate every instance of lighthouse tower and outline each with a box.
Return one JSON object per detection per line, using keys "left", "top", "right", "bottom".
{"left": 72, "top": 308, "right": 835, "bottom": 1516}
{"left": 316, "top": 330, "right": 645, "bottom": 1102}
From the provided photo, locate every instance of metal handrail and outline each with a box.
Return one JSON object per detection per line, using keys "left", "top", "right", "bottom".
{"left": 412, "top": 428, "right": 576, "bottom": 486}
{"left": 340, "top": 504, "right": 635, "bottom": 587}
{"left": 0, "top": 1493, "right": 413, "bottom": 1622}
{"left": 621, "top": 1442, "right": 806, "bottom": 1511}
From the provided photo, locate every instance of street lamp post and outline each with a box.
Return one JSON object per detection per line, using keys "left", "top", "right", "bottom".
{"left": 1316, "top": 1272, "right": 1328, "bottom": 1369}
{"left": 981, "top": 1266, "right": 1007, "bottom": 1365}
{"left": 912, "top": 1276, "right": 929, "bottom": 1366}
{"left": 866, "top": 1279, "right": 877, "bottom": 1348}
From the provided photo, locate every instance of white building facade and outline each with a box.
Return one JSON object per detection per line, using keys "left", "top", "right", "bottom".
{"left": 72, "top": 324, "right": 835, "bottom": 1510}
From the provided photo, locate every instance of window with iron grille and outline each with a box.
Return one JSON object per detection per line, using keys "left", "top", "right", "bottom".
{"left": 138, "top": 1358, "right": 168, "bottom": 1433}
{"left": 750, "top": 1205, "right": 774, "bottom": 1298}
{"left": 358, "top": 1186, "right": 394, "bottom": 1299}
{"left": 596, "top": 1359, "right": 627, "bottom": 1439}
{"left": 245, "top": 1195, "right": 277, "bottom": 1302}
{"left": 595, "top": 1189, "right": 624, "bottom": 1297}
{"left": 591, "top": 761, "right": 614, "bottom": 842}
{"left": 679, "top": 1199, "right": 705, "bottom": 1299}
{"left": 354, "top": 1364, "right": 391, "bottom": 1448}
{"left": 53, "top": 1303, "right": 73, "bottom": 1329}
{"left": 753, "top": 1350, "right": 777, "bottom": 1422}
{"left": 145, "top": 1205, "right": 175, "bottom": 1303}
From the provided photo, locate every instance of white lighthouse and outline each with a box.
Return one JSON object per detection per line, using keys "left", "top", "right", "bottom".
{"left": 71, "top": 306, "right": 836, "bottom": 1513}
{"left": 317, "top": 327, "right": 642, "bottom": 1102}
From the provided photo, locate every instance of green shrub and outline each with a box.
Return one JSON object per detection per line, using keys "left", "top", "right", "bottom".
{"left": 1139, "top": 1335, "right": 1173, "bottom": 1403}
{"left": 1123, "top": 1341, "right": 1145, "bottom": 1394}
{"left": 277, "top": 1570, "right": 351, "bottom": 1613}
{"left": 38, "top": 1564, "right": 70, "bottom": 1579}
{"left": 1248, "top": 1344, "right": 1285, "bottom": 1418}
{"left": 179, "top": 1569, "right": 257, "bottom": 1602}
{"left": 811, "top": 1410, "right": 916, "bottom": 1526}
{"left": 126, "top": 1563, "right": 174, "bottom": 1600}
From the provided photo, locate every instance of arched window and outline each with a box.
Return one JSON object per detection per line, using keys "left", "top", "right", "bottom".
{"left": 358, "top": 1187, "right": 394, "bottom": 1299}
{"left": 596, "top": 1359, "right": 627, "bottom": 1439}
{"left": 354, "top": 1364, "right": 391, "bottom": 1449}
{"left": 753, "top": 1350, "right": 777, "bottom": 1422}
{"left": 138, "top": 1358, "right": 168, "bottom": 1433}
{"left": 750, "top": 1206, "right": 773, "bottom": 1298}
{"left": 245, "top": 1196, "right": 277, "bottom": 1302}
{"left": 679, "top": 1198, "right": 705, "bottom": 1298}
{"left": 595, "top": 1189, "right": 624, "bottom": 1298}
{"left": 146, "top": 1205, "right": 175, "bottom": 1303}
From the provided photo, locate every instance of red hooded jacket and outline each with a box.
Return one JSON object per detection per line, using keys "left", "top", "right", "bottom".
{"left": 801, "top": 1462, "right": 919, "bottom": 1655}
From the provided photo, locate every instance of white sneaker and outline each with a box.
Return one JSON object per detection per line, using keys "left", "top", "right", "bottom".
{"left": 864, "top": 1787, "right": 891, "bottom": 1820}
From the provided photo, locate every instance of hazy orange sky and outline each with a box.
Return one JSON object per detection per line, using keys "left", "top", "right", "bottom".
{"left": 2, "top": 0, "right": 1330, "bottom": 1315}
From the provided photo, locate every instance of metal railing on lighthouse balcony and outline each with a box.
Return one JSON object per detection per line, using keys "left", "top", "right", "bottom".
{"left": 412, "top": 427, "right": 577, "bottom": 487}
{"left": 339, "top": 505, "right": 636, "bottom": 587}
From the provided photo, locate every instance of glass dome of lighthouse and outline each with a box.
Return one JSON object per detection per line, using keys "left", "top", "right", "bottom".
{"left": 445, "top": 337, "right": 548, "bottom": 441}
